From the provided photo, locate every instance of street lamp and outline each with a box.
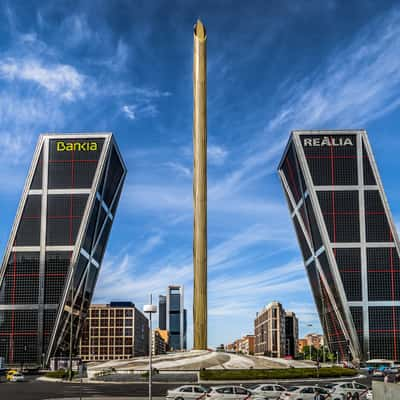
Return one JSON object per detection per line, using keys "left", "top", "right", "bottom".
{"left": 22, "top": 345, "right": 27, "bottom": 371}
{"left": 144, "top": 295, "right": 157, "bottom": 400}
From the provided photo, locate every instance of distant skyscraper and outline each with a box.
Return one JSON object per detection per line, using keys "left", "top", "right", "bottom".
{"left": 159, "top": 295, "right": 166, "bottom": 330}
{"left": 285, "top": 311, "right": 298, "bottom": 358}
{"left": 162, "top": 285, "right": 186, "bottom": 351}
{"left": 279, "top": 130, "right": 400, "bottom": 361}
{"left": 0, "top": 133, "right": 126, "bottom": 366}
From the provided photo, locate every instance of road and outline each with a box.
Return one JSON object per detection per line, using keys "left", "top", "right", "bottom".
{"left": 0, "top": 375, "right": 377, "bottom": 400}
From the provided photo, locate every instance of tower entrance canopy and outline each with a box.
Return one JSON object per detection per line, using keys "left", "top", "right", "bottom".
{"left": 278, "top": 130, "right": 400, "bottom": 362}
{"left": 0, "top": 133, "right": 126, "bottom": 366}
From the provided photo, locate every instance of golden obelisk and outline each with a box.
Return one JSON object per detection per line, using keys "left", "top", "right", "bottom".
{"left": 193, "top": 19, "right": 207, "bottom": 350}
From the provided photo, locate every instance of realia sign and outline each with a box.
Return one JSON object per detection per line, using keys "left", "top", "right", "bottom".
{"left": 303, "top": 137, "right": 354, "bottom": 147}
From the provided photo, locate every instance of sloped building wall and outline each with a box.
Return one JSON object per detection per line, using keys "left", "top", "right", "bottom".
{"left": 0, "top": 133, "right": 126, "bottom": 366}
{"left": 279, "top": 130, "right": 400, "bottom": 362}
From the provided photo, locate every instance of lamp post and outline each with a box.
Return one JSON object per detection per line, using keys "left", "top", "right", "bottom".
{"left": 144, "top": 295, "right": 157, "bottom": 400}
{"left": 22, "top": 345, "right": 27, "bottom": 371}
{"left": 69, "top": 279, "right": 74, "bottom": 380}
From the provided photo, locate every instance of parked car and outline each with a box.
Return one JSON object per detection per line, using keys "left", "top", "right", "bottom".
{"left": 383, "top": 367, "right": 399, "bottom": 374}
{"left": 279, "top": 386, "right": 330, "bottom": 399}
{"left": 167, "top": 385, "right": 210, "bottom": 400}
{"left": 251, "top": 384, "right": 286, "bottom": 399}
{"left": 323, "top": 382, "right": 369, "bottom": 399}
{"left": 372, "top": 369, "right": 384, "bottom": 377}
{"left": 6, "top": 370, "right": 18, "bottom": 381}
{"left": 10, "top": 372, "right": 24, "bottom": 382}
{"left": 207, "top": 386, "right": 252, "bottom": 400}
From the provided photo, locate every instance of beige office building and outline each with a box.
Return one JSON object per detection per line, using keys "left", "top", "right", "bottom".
{"left": 79, "top": 302, "right": 149, "bottom": 361}
{"left": 255, "top": 301, "right": 286, "bottom": 357}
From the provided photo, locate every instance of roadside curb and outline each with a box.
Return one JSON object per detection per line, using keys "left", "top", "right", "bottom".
{"left": 43, "top": 397, "right": 166, "bottom": 400}
{"left": 36, "top": 376, "right": 64, "bottom": 383}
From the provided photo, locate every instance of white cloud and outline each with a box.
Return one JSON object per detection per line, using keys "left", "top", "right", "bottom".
{"left": 208, "top": 145, "right": 228, "bottom": 165}
{"left": 122, "top": 104, "right": 136, "bottom": 120}
{"left": 0, "top": 58, "right": 85, "bottom": 101}
{"left": 268, "top": 9, "right": 400, "bottom": 130}
{"left": 121, "top": 87, "right": 171, "bottom": 120}
{"left": 165, "top": 162, "right": 191, "bottom": 178}
{"left": 61, "top": 14, "right": 93, "bottom": 47}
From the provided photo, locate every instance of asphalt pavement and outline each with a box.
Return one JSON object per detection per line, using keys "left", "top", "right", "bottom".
{"left": 0, "top": 375, "right": 378, "bottom": 400}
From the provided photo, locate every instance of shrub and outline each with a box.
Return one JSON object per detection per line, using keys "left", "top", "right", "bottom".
{"left": 44, "top": 369, "right": 77, "bottom": 379}
{"left": 200, "top": 367, "right": 357, "bottom": 381}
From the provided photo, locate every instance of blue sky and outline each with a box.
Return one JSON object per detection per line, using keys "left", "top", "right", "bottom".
{"left": 1, "top": 1, "right": 400, "bottom": 349}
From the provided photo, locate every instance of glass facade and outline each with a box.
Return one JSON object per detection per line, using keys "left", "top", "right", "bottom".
{"left": 279, "top": 130, "right": 400, "bottom": 362}
{"left": 0, "top": 134, "right": 126, "bottom": 366}
{"left": 163, "top": 286, "right": 187, "bottom": 351}
{"left": 158, "top": 295, "right": 166, "bottom": 330}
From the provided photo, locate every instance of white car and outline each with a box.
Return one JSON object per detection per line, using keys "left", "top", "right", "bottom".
{"left": 10, "top": 372, "right": 24, "bottom": 382}
{"left": 366, "top": 390, "right": 373, "bottom": 400}
{"left": 207, "top": 386, "right": 252, "bottom": 400}
{"left": 166, "top": 385, "right": 209, "bottom": 400}
{"left": 324, "top": 381, "right": 369, "bottom": 399}
{"left": 251, "top": 384, "right": 286, "bottom": 399}
{"left": 279, "top": 386, "right": 330, "bottom": 399}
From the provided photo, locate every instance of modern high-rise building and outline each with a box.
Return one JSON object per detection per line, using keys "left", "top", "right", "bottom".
{"left": 0, "top": 133, "right": 126, "bottom": 366}
{"left": 158, "top": 295, "right": 166, "bottom": 330}
{"left": 254, "top": 301, "right": 286, "bottom": 357}
{"left": 284, "top": 311, "right": 298, "bottom": 358}
{"left": 79, "top": 302, "right": 148, "bottom": 361}
{"left": 279, "top": 130, "right": 400, "bottom": 362}
{"left": 159, "top": 285, "right": 187, "bottom": 351}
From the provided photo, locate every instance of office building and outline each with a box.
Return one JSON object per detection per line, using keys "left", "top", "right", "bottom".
{"left": 238, "top": 335, "right": 256, "bottom": 355}
{"left": 226, "top": 335, "right": 255, "bottom": 355}
{"left": 279, "top": 130, "right": 400, "bottom": 361}
{"left": 255, "top": 301, "right": 286, "bottom": 357}
{"left": 0, "top": 134, "right": 126, "bottom": 366}
{"left": 158, "top": 295, "right": 166, "bottom": 330}
{"left": 285, "top": 311, "right": 299, "bottom": 358}
{"left": 225, "top": 341, "right": 238, "bottom": 353}
{"left": 152, "top": 329, "right": 168, "bottom": 355}
{"left": 158, "top": 285, "right": 187, "bottom": 350}
{"left": 79, "top": 302, "right": 148, "bottom": 361}
{"left": 306, "top": 333, "right": 324, "bottom": 349}
{"left": 298, "top": 338, "right": 308, "bottom": 354}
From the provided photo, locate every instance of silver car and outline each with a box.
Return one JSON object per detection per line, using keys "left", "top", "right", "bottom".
{"left": 324, "top": 381, "right": 369, "bottom": 399}
{"left": 251, "top": 384, "right": 286, "bottom": 399}
{"left": 166, "top": 385, "right": 209, "bottom": 400}
{"left": 279, "top": 386, "right": 330, "bottom": 399}
{"left": 10, "top": 372, "right": 25, "bottom": 382}
{"left": 207, "top": 386, "right": 252, "bottom": 400}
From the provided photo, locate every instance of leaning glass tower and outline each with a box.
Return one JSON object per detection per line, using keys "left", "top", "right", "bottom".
{"left": 279, "top": 130, "right": 400, "bottom": 362}
{"left": 0, "top": 133, "right": 126, "bottom": 366}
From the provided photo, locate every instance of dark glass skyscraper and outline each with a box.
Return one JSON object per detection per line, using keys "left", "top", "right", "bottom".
{"left": 158, "top": 295, "right": 166, "bottom": 330}
{"left": 0, "top": 133, "right": 126, "bottom": 366}
{"left": 279, "top": 130, "right": 400, "bottom": 362}
{"left": 158, "top": 285, "right": 186, "bottom": 351}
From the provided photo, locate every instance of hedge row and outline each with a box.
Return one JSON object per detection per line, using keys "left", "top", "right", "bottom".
{"left": 44, "top": 369, "right": 77, "bottom": 379}
{"left": 200, "top": 367, "right": 357, "bottom": 381}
